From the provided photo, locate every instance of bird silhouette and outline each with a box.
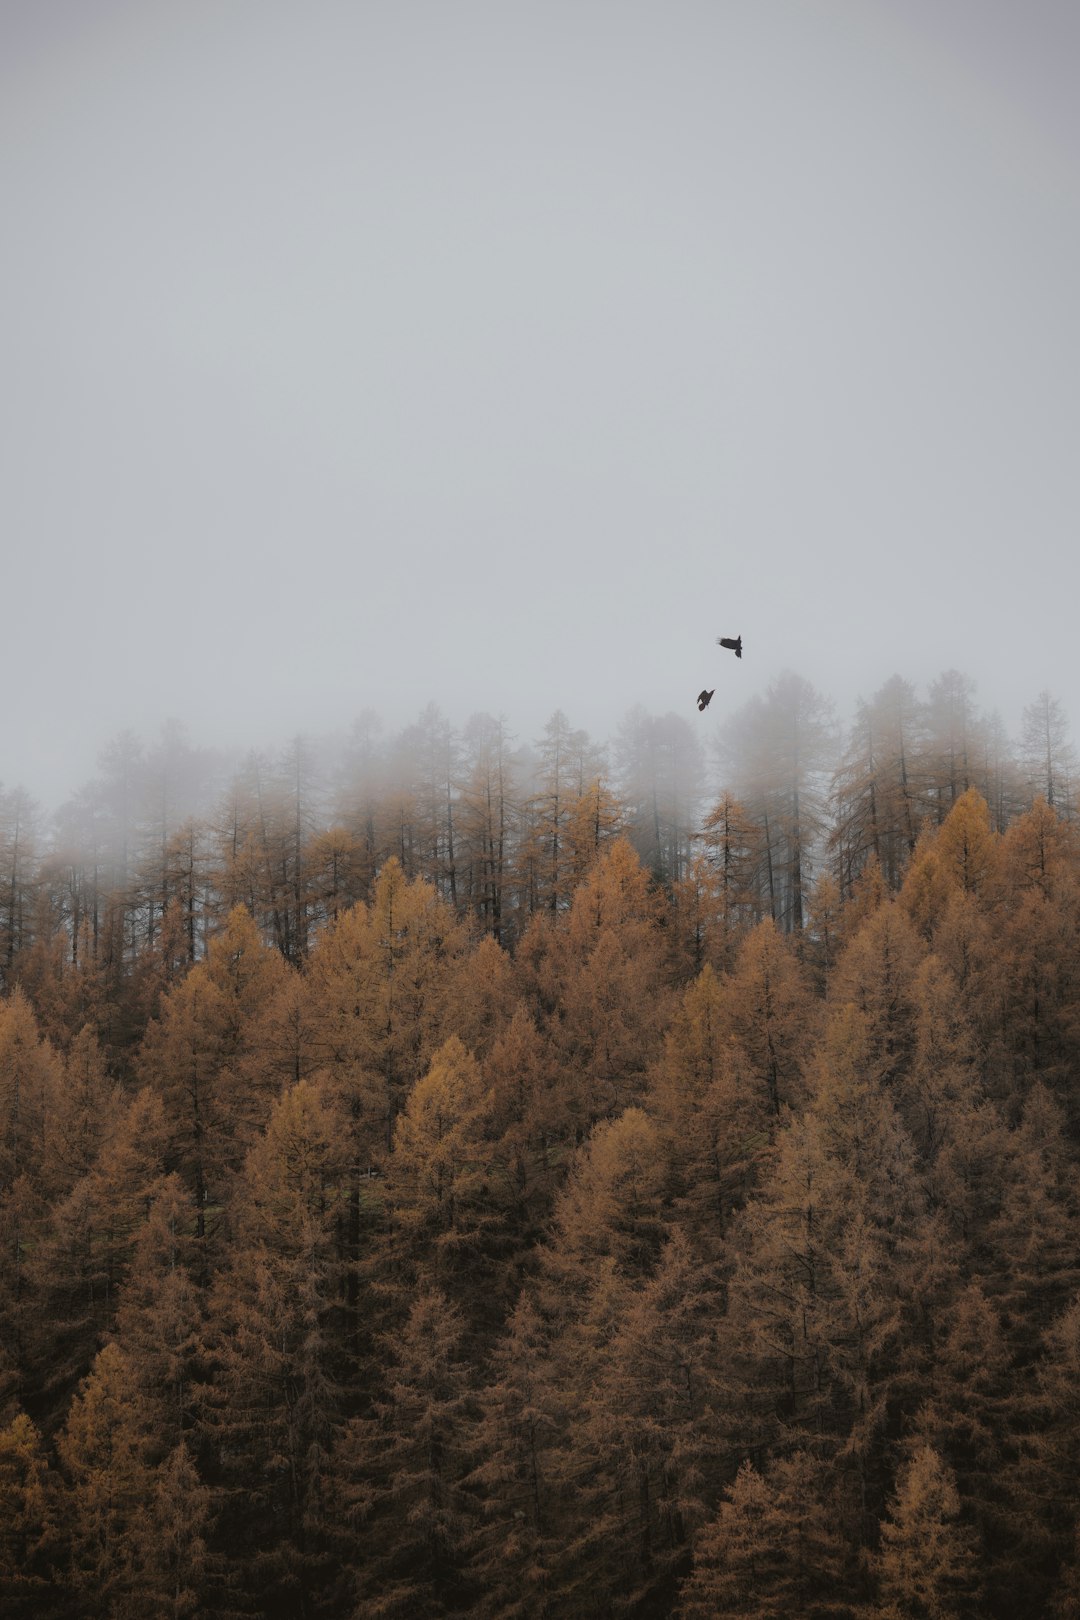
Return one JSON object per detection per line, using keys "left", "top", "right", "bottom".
{"left": 697, "top": 689, "right": 715, "bottom": 711}
{"left": 717, "top": 635, "right": 742, "bottom": 658}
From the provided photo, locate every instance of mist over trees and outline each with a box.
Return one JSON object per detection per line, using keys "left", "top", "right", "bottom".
{"left": 4, "top": 667, "right": 1080, "bottom": 1616}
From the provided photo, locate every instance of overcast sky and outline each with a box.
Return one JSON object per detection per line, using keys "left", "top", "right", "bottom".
{"left": 2, "top": 0, "right": 1078, "bottom": 809}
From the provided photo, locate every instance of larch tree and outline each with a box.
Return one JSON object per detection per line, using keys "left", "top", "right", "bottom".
{"left": 305, "top": 861, "right": 469, "bottom": 1359}
{"left": 615, "top": 707, "right": 705, "bottom": 888}
{"left": 463, "top": 1290, "right": 559, "bottom": 1620}
{"left": 549, "top": 1227, "right": 720, "bottom": 1616}
{"left": 699, "top": 791, "right": 768, "bottom": 943}
{"left": 913, "top": 1282, "right": 1014, "bottom": 1575}
{"left": 330, "top": 706, "right": 386, "bottom": 898}
{"left": 1013, "top": 1294, "right": 1080, "bottom": 1613}
{"left": 480, "top": 1004, "right": 563, "bottom": 1248}
{"left": 26, "top": 1086, "right": 172, "bottom": 1417}
{"left": 723, "top": 1005, "right": 931, "bottom": 1537}
{"left": 0, "top": 1408, "right": 61, "bottom": 1618}
{"left": 0, "top": 786, "right": 40, "bottom": 991}
{"left": 648, "top": 963, "right": 771, "bottom": 1245}
{"left": 305, "top": 822, "right": 368, "bottom": 932}
{"left": 667, "top": 853, "right": 735, "bottom": 982}
{"left": 519, "top": 837, "right": 671, "bottom": 1133}
{"left": 523, "top": 710, "right": 596, "bottom": 916}
{"left": 108, "top": 1174, "right": 206, "bottom": 1455}
{"left": 458, "top": 712, "right": 518, "bottom": 944}
{"left": 306, "top": 859, "right": 469, "bottom": 1160}
{"left": 677, "top": 1452, "right": 848, "bottom": 1620}
{"left": 448, "top": 933, "right": 518, "bottom": 1062}
{"left": 137, "top": 904, "right": 295, "bottom": 1238}
{"left": 828, "top": 677, "right": 924, "bottom": 895}
{"left": 199, "top": 1079, "right": 349, "bottom": 1618}
{"left": 722, "top": 917, "right": 816, "bottom": 1119}
{"left": 827, "top": 898, "right": 926, "bottom": 1088}
{"left": 537, "top": 1108, "right": 671, "bottom": 1329}
{"left": 0, "top": 988, "right": 64, "bottom": 1195}
{"left": 1019, "top": 690, "right": 1075, "bottom": 814}
{"left": 379, "top": 1035, "right": 509, "bottom": 1338}
{"left": 925, "top": 670, "right": 980, "bottom": 819}
{"left": 999, "top": 795, "right": 1079, "bottom": 903}
{"left": 871, "top": 1444, "right": 980, "bottom": 1620}
{"left": 40, "top": 1024, "right": 123, "bottom": 1200}
{"left": 339, "top": 1287, "right": 477, "bottom": 1619}
{"left": 563, "top": 773, "right": 624, "bottom": 893}
{"left": 394, "top": 702, "right": 462, "bottom": 904}
{"left": 718, "top": 674, "right": 835, "bottom": 932}
{"left": 55, "top": 1340, "right": 158, "bottom": 1615}
{"left": 981, "top": 1084, "right": 1080, "bottom": 1359}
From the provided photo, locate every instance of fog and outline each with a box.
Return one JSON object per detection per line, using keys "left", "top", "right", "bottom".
{"left": 2, "top": 0, "right": 1078, "bottom": 811}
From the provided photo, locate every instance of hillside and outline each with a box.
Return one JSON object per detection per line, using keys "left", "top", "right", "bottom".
{"left": 2, "top": 677, "right": 1080, "bottom": 1616}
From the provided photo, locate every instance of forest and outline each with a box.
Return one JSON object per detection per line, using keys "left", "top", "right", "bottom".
{"left": 2, "top": 667, "right": 1080, "bottom": 1618}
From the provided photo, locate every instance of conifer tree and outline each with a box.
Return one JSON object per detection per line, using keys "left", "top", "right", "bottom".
{"left": 1019, "top": 691, "right": 1075, "bottom": 812}
{"left": 199, "top": 1080, "right": 348, "bottom": 1617}
{"left": 668, "top": 852, "right": 743, "bottom": 981}
{"left": 829, "top": 676, "right": 923, "bottom": 892}
{"left": 56, "top": 1341, "right": 155, "bottom": 1614}
{"left": 1000, "top": 795, "right": 1079, "bottom": 902}
{"left": 0, "top": 988, "right": 63, "bottom": 1193}
{"left": 306, "top": 859, "right": 469, "bottom": 1159}
{"left": 464, "top": 1291, "right": 559, "bottom": 1620}
{"left": 900, "top": 953, "right": 982, "bottom": 1161}
{"left": 925, "top": 671, "right": 980, "bottom": 818}
{"left": 524, "top": 710, "right": 595, "bottom": 915}
{"left": 933, "top": 787, "right": 1001, "bottom": 900}
{"left": 723, "top": 1005, "right": 930, "bottom": 1532}
{"left": 828, "top": 899, "right": 925, "bottom": 1087}
{"left": 913, "top": 1283, "right": 1013, "bottom": 1573}
{"left": 0, "top": 786, "right": 39, "bottom": 991}
{"left": 0, "top": 1408, "right": 61, "bottom": 1617}
{"left": 871, "top": 1444, "right": 979, "bottom": 1619}
{"left": 1016, "top": 1294, "right": 1080, "bottom": 1615}
{"left": 723, "top": 918, "right": 815, "bottom": 1118}
{"left": 548, "top": 1228, "right": 719, "bottom": 1615}
{"left": 563, "top": 774, "right": 623, "bottom": 892}
{"left": 481, "top": 1005, "right": 563, "bottom": 1247}
{"left": 649, "top": 964, "right": 770, "bottom": 1242}
{"left": 41, "top": 1023, "right": 123, "bottom": 1199}
{"left": 539, "top": 1107, "right": 670, "bottom": 1312}
{"left": 615, "top": 707, "right": 705, "bottom": 887}
{"left": 109, "top": 1174, "right": 205, "bottom": 1451}
{"left": 339, "top": 1288, "right": 476, "bottom": 1618}
{"left": 129, "top": 1439, "right": 211, "bottom": 1620}
{"left": 26, "top": 1086, "right": 172, "bottom": 1413}
{"left": 678, "top": 1452, "right": 848, "bottom": 1619}
{"left": 449, "top": 933, "right": 519, "bottom": 1061}
{"left": 137, "top": 905, "right": 293, "bottom": 1236}
{"left": 519, "top": 838, "right": 670, "bottom": 1131}
{"left": 379, "top": 1035, "right": 507, "bottom": 1333}
{"left": 700, "top": 791, "right": 767, "bottom": 939}
{"left": 458, "top": 712, "right": 518, "bottom": 944}
{"left": 981, "top": 1084, "right": 1080, "bottom": 1358}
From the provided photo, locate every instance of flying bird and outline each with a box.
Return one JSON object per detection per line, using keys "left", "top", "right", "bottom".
{"left": 717, "top": 635, "right": 743, "bottom": 658}
{"left": 697, "top": 689, "right": 715, "bottom": 711}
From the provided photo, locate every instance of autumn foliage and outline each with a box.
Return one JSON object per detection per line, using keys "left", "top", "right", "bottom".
{"left": 3, "top": 685, "right": 1080, "bottom": 1616}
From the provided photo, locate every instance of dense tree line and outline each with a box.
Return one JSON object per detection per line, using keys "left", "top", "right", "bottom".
{"left": 2, "top": 670, "right": 1080, "bottom": 1616}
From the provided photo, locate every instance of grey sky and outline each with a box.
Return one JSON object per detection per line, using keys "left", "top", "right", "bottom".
{"left": 2, "top": 0, "right": 1078, "bottom": 809}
